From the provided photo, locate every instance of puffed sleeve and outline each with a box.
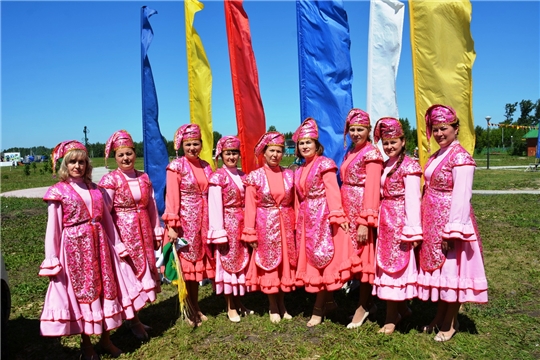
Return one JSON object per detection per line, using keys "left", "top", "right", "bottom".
{"left": 240, "top": 185, "right": 258, "bottom": 242}
{"left": 162, "top": 168, "right": 182, "bottom": 228}
{"left": 357, "top": 161, "right": 383, "bottom": 227}
{"left": 321, "top": 169, "right": 348, "bottom": 224}
{"left": 443, "top": 165, "right": 477, "bottom": 241}
{"left": 401, "top": 174, "right": 423, "bottom": 241}
{"left": 208, "top": 185, "right": 228, "bottom": 244}
{"left": 38, "top": 201, "right": 63, "bottom": 276}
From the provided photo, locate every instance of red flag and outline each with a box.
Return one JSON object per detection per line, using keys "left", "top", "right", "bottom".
{"left": 224, "top": 0, "right": 266, "bottom": 173}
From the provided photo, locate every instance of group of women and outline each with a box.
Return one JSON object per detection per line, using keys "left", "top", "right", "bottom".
{"left": 39, "top": 103, "right": 488, "bottom": 358}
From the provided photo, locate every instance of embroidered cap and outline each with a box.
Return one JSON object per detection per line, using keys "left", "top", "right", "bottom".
{"left": 51, "top": 140, "right": 87, "bottom": 176}
{"left": 215, "top": 135, "right": 241, "bottom": 163}
{"left": 425, "top": 104, "right": 458, "bottom": 141}
{"left": 254, "top": 131, "right": 285, "bottom": 157}
{"left": 104, "top": 130, "right": 134, "bottom": 168}
{"left": 373, "top": 117, "right": 404, "bottom": 143}
{"left": 174, "top": 124, "right": 202, "bottom": 152}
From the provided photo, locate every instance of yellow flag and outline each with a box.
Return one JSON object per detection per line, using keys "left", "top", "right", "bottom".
{"left": 185, "top": 0, "right": 214, "bottom": 167}
{"left": 409, "top": 0, "right": 476, "bottom": 168}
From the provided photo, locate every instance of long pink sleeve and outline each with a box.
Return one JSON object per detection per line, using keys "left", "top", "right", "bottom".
{"left": 162, "top": 169, "right": 181, "bottom": 228}
{"left": 401, "top": 174, "right": 423, "bottom": 242}
{"left": 38, "top": 202, "right": 63, "bottom": 276}
{"left": 357, "top": 161, "right": 382, "bottom": 227}
{"left": 240, "top": 185, "right": 258, "bottom": 242}
{"left": 321, "top": 170, "right": 347, "bottom": 224}
{"left": 443, "top": 165, "right": 477, "bottom": 241}
{"left": 147, "top": 189, "right": 164, "bottom": 241}
{"left": 208, "top": 185, "right": 228, "bottom": 244}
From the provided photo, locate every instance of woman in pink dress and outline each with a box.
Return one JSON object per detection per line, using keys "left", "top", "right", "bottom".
{"left": 340, "top": 108, "right": 384, "bottom": 329}
{"left": 39, "top": 141, "right": 147, "bottom": 359}
{"left": 372, "top": 118, "right": 422, "bottom": 334}
{"left": 208, "top": 136, "right": 252, "bottom": 323}
{"left": 292, "top": 118, "right": 351, "bottom": 327}
{"left": 241, "top": 131, "right": 296, "bottom": 324}
{"left": 99, "top": 130, "right": 163, "bottom": 340}
{"left": 163, "top": 124, "right": 215, "bottom": 326}
{"left": 418, "top": 104, "right": 488, "bottom": 342}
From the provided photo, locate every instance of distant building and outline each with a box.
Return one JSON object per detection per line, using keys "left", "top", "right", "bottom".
{"left": 522, "top": 129, "right": 539, "bottom": 157}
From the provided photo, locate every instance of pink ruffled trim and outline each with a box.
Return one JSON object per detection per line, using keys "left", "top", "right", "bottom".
{"left": 400, "top": 225, "right": 423, "bottom": 242}
{"left": 207, "top": 229, "right": 228, "bottom": 244}
{"left": 161, "top": 213, "right": 181, "bottom": 228}
{"left": 357, "top": 209, "right": 379, "bottom": 227}
{"left": 39, "top": 257, "right": 62, "bottom": 276}
{"left": 240, "top": 227, "right": 257, "bottom": 243}
{"left": 443, "top": 222, "right": 477, "bottom": 241}
{"left": 154, "top": 226, "right": 164, "bottom": 240}
{"left": 114, "top": 242, "right": 128, "bottom": 258}
{"left": 328, "top": 210, "right": 347, "bottom": 225}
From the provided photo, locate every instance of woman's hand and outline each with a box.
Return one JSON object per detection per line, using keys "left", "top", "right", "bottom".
{"left": 357, "top": 225, "right": 369, "bottom": 244}
{"left": 249, "top": 242, "right": 258, "bottom": 250}
{"left": 168, "top": 227, "right": 178, "bottom": 242}
{"left": 412, "top": 241, "right": 420, "bottom": 249}
{"left": 340, "top": 222, "right": 350, "bottom": 232}
{"left": 441, "top": 240, "right": 455, "bottom": 252}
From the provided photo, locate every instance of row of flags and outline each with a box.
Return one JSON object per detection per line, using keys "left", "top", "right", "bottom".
{"left": 488, "top": 123, "right": 539, "bottom": 130}
{"left": 141, "top": 0, "right": 478, "bottom": 215}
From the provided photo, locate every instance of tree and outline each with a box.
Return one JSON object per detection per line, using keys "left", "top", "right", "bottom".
{"left": 283, "top": 131, "right": 293, "bottom": 139}
{"left": 517, "top": 100, "right": 536, "bottom": 125}
{"left": 399, "top": 117, "right": 417, "bottom": 154}
{"left": 267, "top": 125, "right": 277, "bottom": 132}
{"left": 504, "top": 102, "right": 518, "bottom": 124}
{"left": 213, "top": 131, "right": 222, "bottom": 150}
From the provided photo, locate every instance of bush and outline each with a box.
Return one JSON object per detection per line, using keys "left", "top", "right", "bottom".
{"left": 23, "top": 164, "right": 30, "bottom": 176}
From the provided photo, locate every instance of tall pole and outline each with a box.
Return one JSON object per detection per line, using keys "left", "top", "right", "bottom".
{"left": 486, "top": 116, "right": 491, "bottom": 169}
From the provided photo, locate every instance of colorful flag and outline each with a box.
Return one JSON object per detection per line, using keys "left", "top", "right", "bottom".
{"left": 296, "top": 0, "right": 354, "bottom": 168}
{"left": 141, "top": 6, "right": 168, "bottom": 216}
{"left": 410, "top": 0, "right": 476, "bottom": 167}
{"left": 224, "top": 0, "right": 266, "bottom": 173}
{"left": 366, "top": 0, "right": 404, "bottom": 126}
{"left": 185, "top": 0, "right": 213, "bottom": 166}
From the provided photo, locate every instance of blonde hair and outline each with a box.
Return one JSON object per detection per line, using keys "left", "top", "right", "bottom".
{"left": 57, "top": 149, "right": 93, "bottom": 183}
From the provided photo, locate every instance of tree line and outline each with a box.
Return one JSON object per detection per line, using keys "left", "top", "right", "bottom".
{"left": 4, "top": 99, "right": 538, "bottom": 159}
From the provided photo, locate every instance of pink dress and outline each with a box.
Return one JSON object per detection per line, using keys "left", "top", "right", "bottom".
{"left": 372, "top": 155, "right": 422, "bottom": 301}
{"left": 417, "top": 141, "right": 488, "bottom": 303}
{"left": 99, "top": 169, "right": 163, "bottom": 302}
{"left": 294, "top": 155, "right": 351, "bottom": 292}
{"left": 339, "top": 141, "right": 384, "bottom": 284}
{"left": 39, "top": 178, "right": 148, "bottom": 336}
{"left": 163, "top": 156, "right": 215, "bottom": 281}
{"left": 208, "top": 166, "right": 250, "bottom": 296}
{"left": 241, "top": 164, "right": 296, "bottom": 294}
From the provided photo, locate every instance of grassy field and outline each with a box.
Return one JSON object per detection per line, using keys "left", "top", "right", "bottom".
{"left": 1, "top": 154, "right": 539, "bottom": 359}
{"left": 2, "top": 195, "right": 539, "bottom": 359}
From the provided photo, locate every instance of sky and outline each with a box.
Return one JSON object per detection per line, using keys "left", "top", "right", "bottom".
{"left": 1, "top": 0, "right": 539, "bottom": 151}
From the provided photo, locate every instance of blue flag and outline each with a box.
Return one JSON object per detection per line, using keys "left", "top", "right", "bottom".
{"left": 141, "top": 6, "right": 168, "bottom": 216}
{"left": 296, "top": 0, "right": 354, "bottom": 169}
{"left": 536, "top": 129, "right": 540, "bottom": 159}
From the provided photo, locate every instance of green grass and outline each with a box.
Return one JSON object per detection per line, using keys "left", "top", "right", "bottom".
{"left": 2, "top": 189, "right": 540, "bottom": 358}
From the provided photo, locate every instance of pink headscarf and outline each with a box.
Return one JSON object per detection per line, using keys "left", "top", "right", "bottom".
{"left": 425, "top": 104, "right": 458, "bottom": 141}
{"left": 254, "top": 131, "right": 285, "bottom": 157}
{"left": 51, "top": 140, "right": 87, "bottom": 175}
{"left": 344, "top": 108, "right": 371, "bottom": 148}
{"left": 104, "top": 130, "right": 134, "bottom": 168}
{"left": 215, "top": 135, "right": 241, "bottom": 163}
{"left": 174, "top": 124, "right": 202, "bottom": 154}
{"left": 292, "top": 117, "right": 319, "bottom": 142}
{"left": 373, "top": 117, "right": 404, "bottom": 143}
